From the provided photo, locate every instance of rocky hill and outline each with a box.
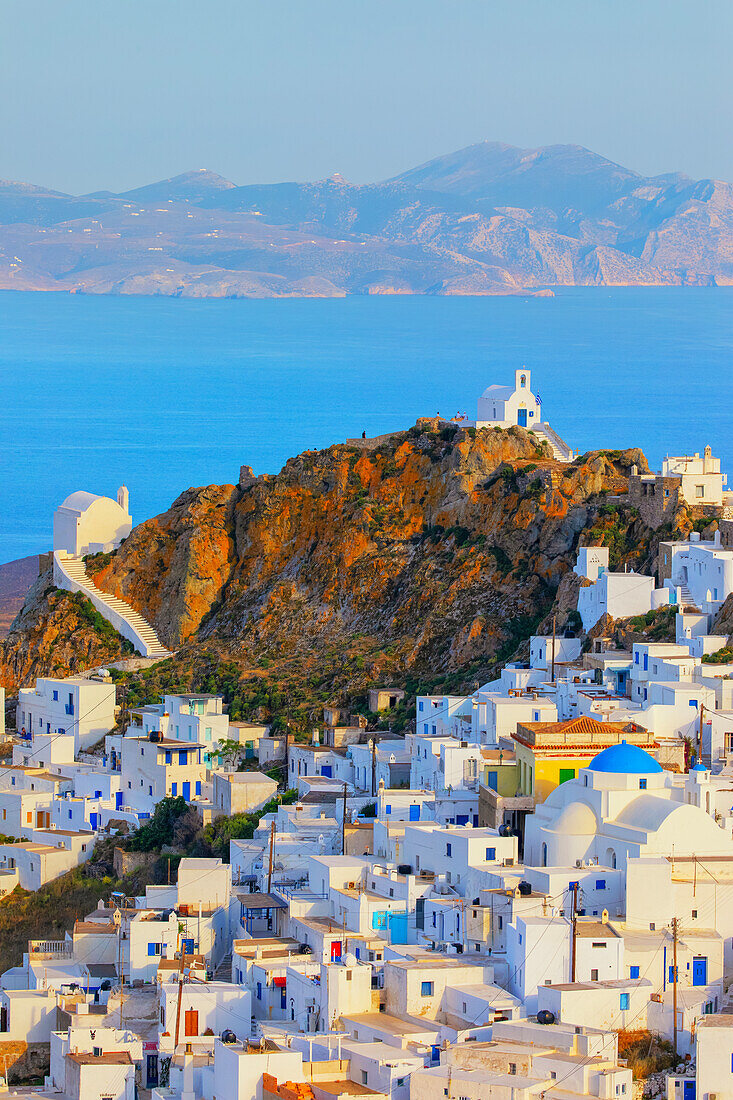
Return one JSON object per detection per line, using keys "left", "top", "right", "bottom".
{"left": 1, "top": 141, "right": 732, "bottom": 296}
{"left": 1, "top": 421, "right": 692, "bottom": 725}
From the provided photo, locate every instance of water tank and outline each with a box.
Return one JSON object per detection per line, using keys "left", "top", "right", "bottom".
{"left": 537, "top": 1010, "right": 555, "bottom": 1025}
{"left": 498, "top": 824, "right": 511, "bottom": 837}
{"left": 518, "top": 881, "right": 532, "bottom": 896}
{"left": 397, "top": 864, "right": 412, "bottom": 875}
{"left": 299, "top": 943, "right": 313, "bottom": 954}
{"left": 220, "top": 1029, "right": 237, "bottom": 1044}
{"left": 149, "top": 732, "right": 161, "bottom": 743}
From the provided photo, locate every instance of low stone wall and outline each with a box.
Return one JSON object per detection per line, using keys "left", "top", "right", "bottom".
{"left": 113, "top": 847, "right": 157, "bottom": 878}
{"left": 0, "top": 1039, "right": 50, "bottom": 1083}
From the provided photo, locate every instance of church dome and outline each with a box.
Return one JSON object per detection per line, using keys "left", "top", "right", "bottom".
{"left": 548, "top": 801, "right": 597, "bottom": 836}
{"left": 691, "top": 763, "right": 708, "bottom": 773}
{"left": 589, "top": 741, "right": 662, "bottom": 774}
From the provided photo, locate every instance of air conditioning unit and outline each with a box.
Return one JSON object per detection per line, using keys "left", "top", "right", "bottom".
{"left": 575, "top": 859, "right": 583, "bottom": 868}
{"left": 503, "top": 858, "right": 514, "bottom": 867}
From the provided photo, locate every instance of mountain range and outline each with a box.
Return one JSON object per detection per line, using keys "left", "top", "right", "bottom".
{"left": 1, "top": 141, "right": 732, "bottom": 297}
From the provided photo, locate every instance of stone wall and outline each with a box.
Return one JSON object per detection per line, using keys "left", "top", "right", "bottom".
{"left": 628, "top": 474, "right": 682, "bottom": 529}
{"left": 0, "top": 1039, "right": 51, "bottom": 1083}
{"left": 113, "top": 847, "right": 157, "bottom": 878}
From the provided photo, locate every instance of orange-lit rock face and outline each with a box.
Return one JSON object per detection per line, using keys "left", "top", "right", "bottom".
{"left": 5, "top": 424, "right": 658, "bottom": 689}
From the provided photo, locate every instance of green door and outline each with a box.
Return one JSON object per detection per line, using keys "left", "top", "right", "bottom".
{"left": 558, "top": 768, "right": 575, "bottom": 784}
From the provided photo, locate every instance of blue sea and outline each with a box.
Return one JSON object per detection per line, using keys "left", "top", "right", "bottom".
{"left": 1, "top": 287, "right": 732, "bottom": 564}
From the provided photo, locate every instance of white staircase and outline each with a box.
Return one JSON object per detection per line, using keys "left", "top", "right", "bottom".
{"left": 532, "top": 422, "right": 575, "bottom": 463}
{"left": 679, "top": 584, "right": 700, "bottom": 612}
{"left": 53, "top": 551, "right": 171, "bottom": 659}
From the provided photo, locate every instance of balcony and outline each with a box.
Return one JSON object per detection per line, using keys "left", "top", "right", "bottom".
{"left": 65, "top": 703, "right": 75, "bottom": 716}
{"left": 29, "top": 939, "right": 73, "bottom": 959}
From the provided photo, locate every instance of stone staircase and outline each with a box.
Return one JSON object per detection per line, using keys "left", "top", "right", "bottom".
{"left": 532, "top": 422, "right": 575, "bottom": 463}
{"left": 53, "top": 551, "right": 171, "bottom": 659}
{"left": 679, "top": 584, "right": 700, "bottom": 612}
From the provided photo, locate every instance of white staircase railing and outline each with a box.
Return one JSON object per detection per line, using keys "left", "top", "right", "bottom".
{"left": 53, "top": 550, "right": 171, "bottom": 659}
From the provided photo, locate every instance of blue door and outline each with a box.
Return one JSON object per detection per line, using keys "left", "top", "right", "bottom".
{"left": 518, "top": 409, "right": 527, "bottom": 427}
{"left": 181, "top": 938, "right": 195, "bottom": 955}
{"left": 90, "top": 812, "right": 98, "bottom": 830}
{"left": 683, "top": 1082, "right": 696, "bottom": 1100}
{"left": 321, "top": 766, "right": 332, "bottom": 778}
{"left": 115, "top": 791, "right": 123, "bottom": 810}
{"left": 182, "top": 781, "right": 191, "bottom": 801}
{"left": 409, "top": 804, "right": 420, "bottom": 821}
{"left": 692, "top": 956, "right": 708, "bottom": 986}
{"left": 487, "top": 770, "right": 498, "bottom": 791}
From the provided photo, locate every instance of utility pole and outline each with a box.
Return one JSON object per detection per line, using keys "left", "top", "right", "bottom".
{"left": 173, "top": 930, "right": 187, "bottom": 1052}
{"left": 672, "top": 917, "right": 679, "bottom": 1060}
{"left": 341, "top": 782, "right": 348, "bottom": 855}
{"left": 119, "top": 683, "right": 129, "bottom": 737}
{"left": 267, "top": 819, "right": 276, "bottom": 893}
{"left": 570, "top": 881, "right": 578, "bottom": 982}
{"left": 698, "top": 704, "right": 705, "bottom": 764}
{"left": 551, "top": 615, "right": 557, "bottom": 684}
{"left": 284, "top": 725, "right": 290, "bottom": 791}
{"left": 371, "top": 737, "right": 376, "bottom": 797}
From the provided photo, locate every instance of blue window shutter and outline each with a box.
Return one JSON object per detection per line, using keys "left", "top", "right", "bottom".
{"left": 486, "top": 847, "right": 496, "bottom": 861}
{"left": 179, "top": 750, "right": 187, "bottom": 765}
{"left": 596, "top": 879, "right": 606, "bottom": 890}
{"left": 172, "top": 783, "right": 177, "bottom": 796}
{"left": 630, "top": 966, "right": 640, "bottom": 979}
{"left": 165, "top": 750, "right": 172, "bottom": 765}
{"left": 195, "top": 781, "right": 201, "bottom": 795}
{"left": 148, "top": 943, "right": 156, "bottom": 956}
{"left": 620, "top": 993, "right": 629, "bottom": 1010}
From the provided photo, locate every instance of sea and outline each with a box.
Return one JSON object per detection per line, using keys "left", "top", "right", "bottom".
{"left": 1, "top": 287, "right": 732, "bottom": 565}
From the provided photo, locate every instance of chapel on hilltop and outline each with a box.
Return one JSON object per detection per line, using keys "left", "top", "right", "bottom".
{"left": 453, "top": 368, "right": 575, "bottom": 462}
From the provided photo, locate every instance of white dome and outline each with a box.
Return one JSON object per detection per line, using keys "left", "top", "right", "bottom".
{"left": 548, "top": 801, "right": 597, "bottom": 836}
{"left": 59, "top": 490, "right": 107, "bottom": 513}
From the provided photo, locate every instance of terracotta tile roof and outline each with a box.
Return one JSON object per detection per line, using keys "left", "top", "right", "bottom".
{"left": 520, "top": 716, "right": 630, "bottom": 737}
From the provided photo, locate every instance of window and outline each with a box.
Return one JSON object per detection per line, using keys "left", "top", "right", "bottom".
{"left": 419, "top": 702, "right": 424, "bottom": 712}
{"left": 165, "top": 750, "right": 172, "bottom": 765}
{"left": 629, "top": 966, "right": 640, "bottom": 979}
{"left": 178, "top": 750, "right": 187, "bottom": 765}
{"left": 396, "top": 1079, "right": 405, "bottom": 1088}
{"left": 692, "top": 910, "right": 698, "bottom": 919}
{"left": 596, "top": 879, "right": 606, "bottom": 890}
{"left": 518, "top": 933, "right": 523, "bottom": 944}
{"left": 533, "top": 710, "right": 540, "bottom": 721}
{"left": 52, "top": 690, "right": 58, "bottom": 701}
{"left": 508, "top": 1064, "right": 516, "bottom": 1076}
{"left": 619, "top": 993, "right": 630, "bottom": 1010}
{"left": 592, "top": 941, "right": 606, "bottom": 949}
{"left": 147, "top": 943, "right": 162, "bottom": 956}
{"left": 346, "top": 971, "right": 352, "bottom": 982}
{"left": 361, "top": 1072, "right": 368, "bottom": 1086}
{"left": 485, "top": 847, "right": 496, "bottom": 861}
{"left": 591, "top": 969, "right": 599, "bottom": 981}
{"left": 421, "top": 981, "right": 434, "bottom": 997}
{"left": 171, "top": 783, "right": 178, "bottom": 796}
{"left": 689, "top": 699, "right": 698, "bottom": 708}
{"left": 695, "top": 485, "right": 704, "bottom": 498}
{"left": 446, "top": 843, "right": 452, "bottom": 857}
{"left": 639, "top": 778, "right": 647, "bottom": 790}
{"left": 195, "top": 781, "right": 202, "bottom": 796}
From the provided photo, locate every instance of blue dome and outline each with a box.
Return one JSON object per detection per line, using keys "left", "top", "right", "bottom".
{"left": 692, "top": 763, "right": 707, "bottom": 772}
{"left": 589, "top": 741, "right": 663, "bottom": 774}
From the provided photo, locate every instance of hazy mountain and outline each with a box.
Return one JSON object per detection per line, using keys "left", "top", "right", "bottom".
{"left": 0, "top": 142, "right": 731, "bottom": 296}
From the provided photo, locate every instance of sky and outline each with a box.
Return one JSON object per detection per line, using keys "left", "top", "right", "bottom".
{"left": 2, "top": 0, "right": 731, "bottom": 195}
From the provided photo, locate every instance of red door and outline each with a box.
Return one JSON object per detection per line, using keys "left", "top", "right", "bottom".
{"left": 331, "top": 941, "right": 342, "bottom": 962}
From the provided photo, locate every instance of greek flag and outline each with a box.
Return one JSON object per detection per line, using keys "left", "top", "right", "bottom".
{"left": 535, "top": 393, "right": 542, "bottom": 406}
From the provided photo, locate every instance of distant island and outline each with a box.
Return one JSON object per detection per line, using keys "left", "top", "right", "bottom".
{"left": 1, "top": 140, "right": 732, "bottom": 298}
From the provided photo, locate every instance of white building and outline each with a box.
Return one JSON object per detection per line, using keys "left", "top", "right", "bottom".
{"left": 16, "top": 675, "right": 117, "bottom": 753}
{"left": 575, "top": 545, "right": 673, "bottom": 632}
{"left": 661, "top": 531, "right": 733, "bottom": 618}
{"left": 663, "top": 447, "right": 727, "bottom": 506}
{"left": 53, "top": 487, "right": 131, "bottom": 557}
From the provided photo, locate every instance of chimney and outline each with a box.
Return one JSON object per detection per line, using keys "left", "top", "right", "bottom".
{"left": 117, "top": 485, "right": 129, "bottom": 513}
{"left": 312, "top": 728, "right": 320, "bottom": 746}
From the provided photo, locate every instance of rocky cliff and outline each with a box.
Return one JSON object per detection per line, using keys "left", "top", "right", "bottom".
{"left": 2, "top": 422, "right": 686, "bottom": 721}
